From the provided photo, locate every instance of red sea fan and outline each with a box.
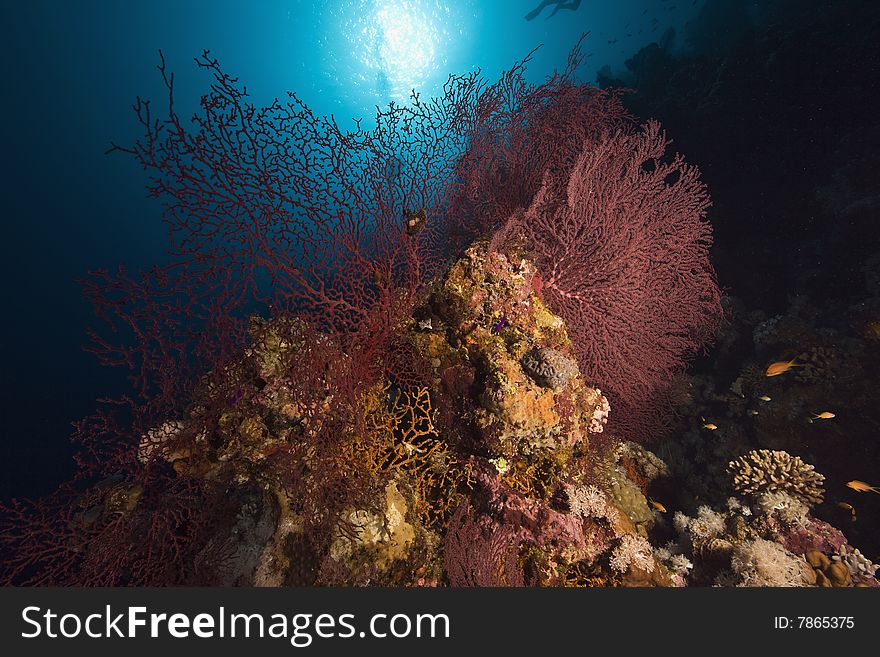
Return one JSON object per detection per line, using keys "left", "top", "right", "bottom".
{"left": 518, "top": 121, "right": 722, "bottom": 441}
{"left": 0, "top": 474, "right": 231, "bottom": 586}
{"left": 447, "top": 36, "right": 631, "bottom": 245}
{"left": 443, "top": 501, "right": 525, "bottom": 587}
{"left": 103, "top": 50, "right": 492, "bottom": 374}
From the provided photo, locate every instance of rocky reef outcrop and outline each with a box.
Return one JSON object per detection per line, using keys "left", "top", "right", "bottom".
{"left": 131, "top": 236, "right": 878, "bottom": 588}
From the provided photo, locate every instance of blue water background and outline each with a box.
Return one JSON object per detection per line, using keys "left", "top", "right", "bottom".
{"left": 1, "top": 0, "right": 704, "bottom": 498}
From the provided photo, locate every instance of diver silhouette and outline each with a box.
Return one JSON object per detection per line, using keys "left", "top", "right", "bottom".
{"left": 525, "top": 0, "right": 582, "bottom": 21}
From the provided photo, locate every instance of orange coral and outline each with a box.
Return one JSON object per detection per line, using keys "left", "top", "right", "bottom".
{"left": 340, "top": 383, "right": 472, "bottom": 529}
{"left": 501, "top": 458, "right": 558, "bottom": 500}
{"left": 561, "top": 559, "right": 623, "bottom": 588}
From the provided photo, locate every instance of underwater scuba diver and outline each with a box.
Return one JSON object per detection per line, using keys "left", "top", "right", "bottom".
{"left": 376, "top": 68, "right": 391, "bottom": 98}
{"left": 525, "top": 0, "right": 582, "bottom": 21}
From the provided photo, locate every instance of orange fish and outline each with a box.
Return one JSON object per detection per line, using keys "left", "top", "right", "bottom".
{"left": 765, "top": 359, "right": 800, "bottom": 377}
{"left": 649, "top": 499, "right": 667, "bottom": 513}
{"left": 702, "top": 422, "right": 718, "bottom": 430}
{"left": 847, "top": 480, "right": 880, "bottom": 494}
{"left": 809, "top": 411, "right": 835, "bottom": 421}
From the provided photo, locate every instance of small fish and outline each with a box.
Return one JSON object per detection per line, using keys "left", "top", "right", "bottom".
{"left": 810, "top": 411, "right": 835, "bottom": 420}
{"left": 491, "top": 313, "right": 508, "bottom": 335}
{"left": 404, "top": 208, "right": 427, "bottom": 235}
{"left": 747, "top": 410, "right": 759, "bottom": 416}
{"left": 847, "top": 480, "right": 880, "bottom": 494}
{"left": 837, "top": 502, "right": 857, "bottom": 521}
{"left": 765, "top": 359, "right": 801, "bottom": 377}
{"left": 649, "top": 499, "right": 667, "bottom": 513}
{"left": 758, "top": 395, "right": 772, "bottom": 402}
{"left": 699, "top": 416, "right": 718, "bottom": 430}
{"left": 371, "top": 267, "right": 391, "bottom": 286}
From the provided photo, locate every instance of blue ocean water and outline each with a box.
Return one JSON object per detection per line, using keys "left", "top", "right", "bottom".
{"left": 2, "top": 0, "right": 700, "bottom": 499}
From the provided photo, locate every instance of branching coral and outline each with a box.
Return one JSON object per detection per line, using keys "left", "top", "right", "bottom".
{"left": 728, "top": 449, "right": 825, "bottom": 506}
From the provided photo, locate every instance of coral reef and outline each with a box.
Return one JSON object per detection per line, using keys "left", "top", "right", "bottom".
{"left": 22, "top": 236, "right": 668, "bottom": 588}
{"left": 652, "top": 458, "right": 878, "bottom": 587}
{"left": 4, "top": 19, "right": 878, "bottom": 588}
{"left": 415, "top": 238, "right": 610, "bottom": 463}
{"left": 7, "top": 224, "right": 876, "bottom": 588}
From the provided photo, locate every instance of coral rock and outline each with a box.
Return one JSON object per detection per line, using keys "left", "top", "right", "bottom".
{"left": 329, "top": 481, "right": 416, "bottom": 571}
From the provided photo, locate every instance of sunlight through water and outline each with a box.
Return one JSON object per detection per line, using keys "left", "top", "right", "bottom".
{"left": 319, "top": 0, "right": 471, "bottom": 110}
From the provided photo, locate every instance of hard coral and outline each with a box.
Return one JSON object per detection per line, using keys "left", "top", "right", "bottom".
{"left": 521, "top": 346, "right": 579, "bottom": 390}
{"left": 728, "top": 449, "right": 825, "bottom": 506}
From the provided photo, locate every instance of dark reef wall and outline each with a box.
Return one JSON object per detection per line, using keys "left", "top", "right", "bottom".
{"left": 599, "top": 0, "right": 880, "bottom": 313}
{"left": 599, "top": 0, "right": 880, "bottom": 563}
